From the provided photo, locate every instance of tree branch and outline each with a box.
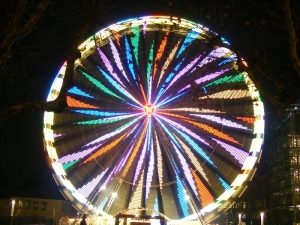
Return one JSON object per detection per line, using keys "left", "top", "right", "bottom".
{"left": 0, "top": 0, "right": 51, "bottom": 65}
{"left": 0, "top": 8, "right": 98, "bottom": 123}
{"left": 283, "top": 0, "right": 300, "bottom": 78}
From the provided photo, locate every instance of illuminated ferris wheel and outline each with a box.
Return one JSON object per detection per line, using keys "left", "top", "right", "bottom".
{"left": 43, "top": 16, "right": 264, "bottom": 223}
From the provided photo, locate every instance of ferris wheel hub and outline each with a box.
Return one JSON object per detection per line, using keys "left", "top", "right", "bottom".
{"left": 144, "top": 104, "right": 155, "bottom": 115}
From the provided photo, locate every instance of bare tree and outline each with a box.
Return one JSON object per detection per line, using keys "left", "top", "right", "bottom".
{"left": 0, "top": 0, "right": 127, "bottom": 123}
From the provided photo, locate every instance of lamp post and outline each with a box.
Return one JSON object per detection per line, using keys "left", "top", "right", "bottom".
{"left": 10, "top": 199, "right": 15, "bottom": 225}
{"left": 238, "top": 213, "right": 242, "bottom": 225}
{"left": 260, "top": 212, "right": 264, "bottom": 225}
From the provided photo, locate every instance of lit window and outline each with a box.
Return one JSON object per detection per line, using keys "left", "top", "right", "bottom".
{"left": 18, "top": 200, "right": 23, "bottom": 208}
{"left": 25, "top": 201, "right": 31, "bottom": 209}
{"left": 33, "top": 201, "right": 39, "bottom": 210}
{"left": 41, "top": 202, "right": 46, "bottom": 210}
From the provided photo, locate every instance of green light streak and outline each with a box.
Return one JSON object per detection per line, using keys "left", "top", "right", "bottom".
{"left": 62, "top": 160, "right": 78, "bottom": 170}
{"left": 131, "top": 26, "right": 140, "bottom": 67}
{"left": 147, "top": 41, "right": 154, "bottom": 101}
{"left": 205, "top": 74, "right": 244, "bottom": 87}
{"left": 74, "top": 117, "right": 128, "bottom": 125}
{"left": 79, "top": 70, "right": 124, "bottom": 100}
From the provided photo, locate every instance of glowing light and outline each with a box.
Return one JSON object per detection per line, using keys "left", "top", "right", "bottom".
{"left": 67, "top": 96, "right": 98, "bottom": 109}
{"left": 68, "top": 86, "right": 96, "bottom": 99}
{"left": 153, "top": 31, "right": 169, "bottom": 79}
{"left": 79, "top": 69, "right": 124, "bottom": 100}
{"left": 191, "top": 169, "right": 214, "bottom": 207}
{"left": 144, "top": 104, "right": 155, "bottom": 115}
{"left": 131, "top": 26, "right": 140, "bottom": 67}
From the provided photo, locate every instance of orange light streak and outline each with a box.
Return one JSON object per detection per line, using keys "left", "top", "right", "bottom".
{"left": 153, "top": 32, "right": 169, "bottom": 79}
{"left": 121, "top": 121, "right": 148, "bottom": 177}
{"left": 67, "top": 96, "right": 98, "bottom": 108}
{"left": 82, "top": 130, "right": 130, "bottom": 164}
{"left": 191, "top": 169, "right": 214, "bottom": 207}
{"left": 110, "top": 29, "right": 121, "bottom": 47}
{"left": 159, "top": 112, "right": 241, "bottom": 145}
{"left": 139, "top": 83, "right": 147, "bottom": 104}
{"left": 235, "top": 116, "right": 255, "bottom": 124}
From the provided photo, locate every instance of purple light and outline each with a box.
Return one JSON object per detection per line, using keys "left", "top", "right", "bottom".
{"left": 212, "top": 138, "right": 248, "bottom": 165}
{"left": 97, "top": 47, "right": 126, "bottom": 87}
{"left": 191, "top": 114, "right": 250, "bottom": 130}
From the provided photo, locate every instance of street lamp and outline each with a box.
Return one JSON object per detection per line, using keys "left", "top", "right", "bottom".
{"left": 11, "top": 199, "right": 15, "bottom": 225}
{"left": 260, "top": 212, "right": 264, "bottom": 225}
{"left": 238, "top": 213, "right": 242, "bottom": 225}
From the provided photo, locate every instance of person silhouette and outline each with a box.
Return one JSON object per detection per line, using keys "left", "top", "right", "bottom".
{"left": 80, "top": 214, "right": 87, "bottom": 225}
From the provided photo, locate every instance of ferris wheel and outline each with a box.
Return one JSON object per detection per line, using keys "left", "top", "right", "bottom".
{"left": 43, "top": 15, "right": 264, "bottom": 223}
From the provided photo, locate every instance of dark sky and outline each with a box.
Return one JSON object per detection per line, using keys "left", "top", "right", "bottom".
{"left": 0, "top": 113, "right": 64, "bottom": 198}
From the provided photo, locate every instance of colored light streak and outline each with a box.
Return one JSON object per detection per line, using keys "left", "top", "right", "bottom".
{"left": 156, "top": 90, "right": 189, "bottom": 109}
{"left": 67, "top": 96, "right": 98, "bottom": 109}
{"left": 73, "top": 113, "right": 141, "bottom": 125}
{"left": 198, "top": 89, "right": 250, "bottom": 100}
{"left": 171, "top": 126, "right": 215, "bottom": 167}
{"left": 58, "top": 143, "right": 101, "bottom": 164}
{"left": 154, "top": 58, "right": 185, "bottom": 104}
{"left": 145, "top": 141, "right": 155, "bottom": 199}
{"left": 133, "top": 140, "right": 147, "bottom": 186}
{"left": 176, "top": 29, "right": 201, "bottom": 58}
{"left": 71, "top": 110, "right": 128, "bottom": 116}
{"left": 157, "top": 40, "right": 181, "bottom": 87}
{"left": 205, "top": 74, "right": 244, "bottom": 87}
{"left": 77, "top": 169, "right": 108, "bottom": 198}
{"left": 198, "top": 47, "right": 234, "bottom": 68}
{"left": 176, "top": 175, "right": 190, "bottom": 217}
{"left": 159, "top": 112, "right": 241, "bottom": 145}
{"left": 79, "top": 69, "right": 124, "bottom": 100}
{"left": 131, "top": 26, "right": 140, "bottom": 67}
{"left": 175, "top": 137, "right": 210, "bottom": 182}
{"left": 129, "top": 170, "right": 145, "bottom": 209}
{"left": 235, "top": 116, "right": 256, "bottom": 124}
{"left": 109, "top": 29, "right": 121, "bottom": 47}
{"left": 109, "top": 38, "right": 130, "bottom": 83}
{"left": 84, "top": 116, "right": 143, "bottom": 146}
{"left": 155, "top": 132, "right": 164, "bottom": 190}
{"left": 121, "top": 122, "right": 148, "bottom": 177}
{"left": 147, "top": 41, "right": 154, "bottom": 102}
{"left": 178, "top": 68, "right": 232, "bottom": 93}
{"left": 191, "top": 169, "right": 214, "bottom": 207}
{"left": 156, "top": 114, "right": 211, "bottom": 147}
{"left": 124, "top": 36, "right": 139, "bottom": 87}
{"left": 97, "top": 48, "right": 126, "bottom": 87}
{"left": 212, "top": 138, "right": 248, "bottom": 165}
{"left": 191, "top": 114, "right": 250, "bottom": 130}
{"left": 172, "top": 142, "right": 199, "bottom": 199}
{"left": 166, "top": 54, "right": 202, "bottom": 92}
{"left": 153, "top": 32, "right": 169, "bottom": 79}
{"left": 68, "top": 86, "right": 96, "bottom": 99}
{"left": 83, "top": 130, "right": 131, "bottom": 164}
{"left": 97, "top": 67, "right": 143, "bottom": 107}
{"left": 218, "top": 176, "right": 231, "bottom": 191}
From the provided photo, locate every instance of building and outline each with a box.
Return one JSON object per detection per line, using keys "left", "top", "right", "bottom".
{"left": 267, "top": 103, "right": 300, "bottom": 224}
{"left": 0, "top": 186, "right": 77, "bottom": 225}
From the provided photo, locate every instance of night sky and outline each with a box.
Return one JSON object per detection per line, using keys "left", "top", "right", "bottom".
{"left": 0, "top": 112, "right": 64, "bottom": 198}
